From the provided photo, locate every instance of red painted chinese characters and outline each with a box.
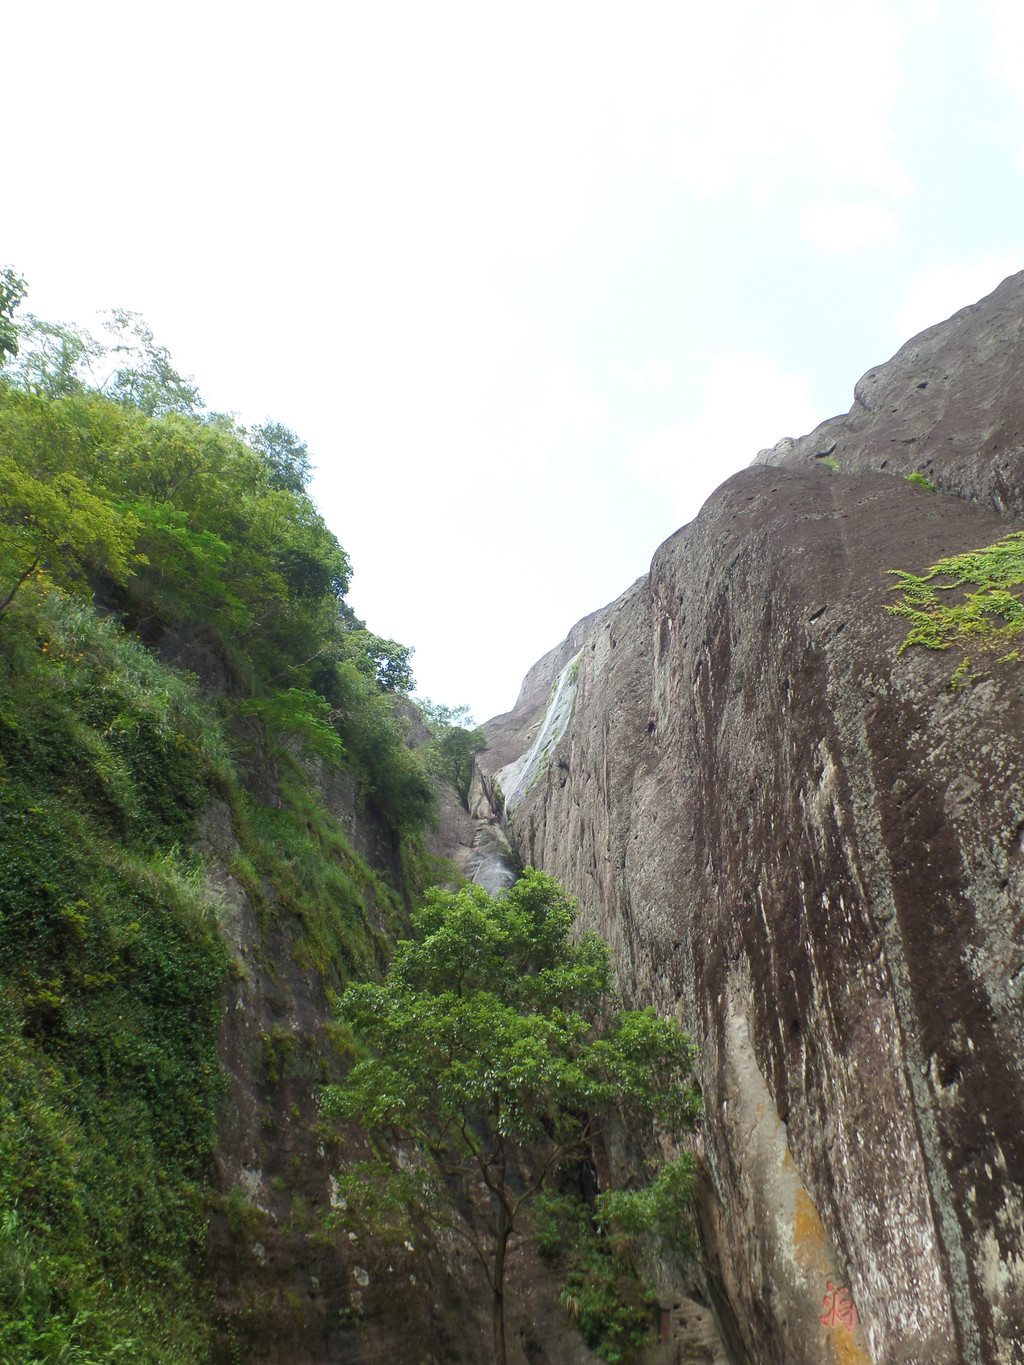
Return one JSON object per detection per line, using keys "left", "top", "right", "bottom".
{"left": 820, "top": 1282, "right": 857, "bottom": 1332}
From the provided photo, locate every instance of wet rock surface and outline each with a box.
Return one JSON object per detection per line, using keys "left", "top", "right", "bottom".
{"left": 481, "top": 273, "right": 1024, "bottom": 1365}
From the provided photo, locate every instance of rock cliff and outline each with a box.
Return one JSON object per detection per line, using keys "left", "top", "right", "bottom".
{"left": 479, "top": 271, "right": 1024, "bottom": 1365}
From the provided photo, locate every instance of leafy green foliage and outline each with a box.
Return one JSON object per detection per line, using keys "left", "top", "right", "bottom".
{"left": 596, "top": 1155, "right": 696, "bottom": 1253}
{"left": 886, "top": 530, "right": 1024, "bottom": 680}
{"left": 237, "top": 687, "right": 344, "bottom": 763}
{"left": 530, "top": 1156, "right": 695, "bottom": 1363}
{"left": 321, "top": 870, "right": 700, "bottom": 1363}
{"left": 906, "top": 470, "right": 936, "bottom": 491}
{"left": 0, "top": 441, "right": 142, "bottom": 616}
{"left": 247, "top": 420, "right": 312, "bottom": 492}
{"left": 0, "top": 581, "right": 228, "bottom": 1362}
{"left": 559, "top": 1262, "right": 655, "bottom": 1365}
{"left": 542, "top": 1201, "right": 655, "bottom": 1363}
{"left": 6, "top": 308, "right": 203, "bottom": 416}
{"left": 99, "top": 310, "right": 205, "bottom": 418}
{"left": 0, "top": 282, "right": 443, "bottom": 1361}
{"left": 346, "top": 628, "right": 415, "bottom": 693}
{"left": 417, "top": 699, "right": 475, "bottom": 731}
{"left": 5, "top": 314, "right": 107, "bottom": 398}
{"left": 0, "top": 296, "right": 432, "bottom": 835}
{"left": 418, "top": 698, "right": 487, "bottom": 802}
{"left": 0, "top": 268, "right": 27, "bottom": 366}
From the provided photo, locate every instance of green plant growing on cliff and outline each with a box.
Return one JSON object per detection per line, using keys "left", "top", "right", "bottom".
{"left": 530, "top": 1156, "right": 695, "bottom": 1365}
{"left": 0, "top": 578, "right": 228, "bottom": 1363}
{"left": 906, "top": 470, "right": 936, "bottom": 491}
{"left": 0, "top": 275, "right": 442, "bottom": 1360}
{"left": 320, "top": 869, "right": 701, "bottom": 1365}
{"left": 886, "top": 530, "right": 1024, "bottom": 681}
{"left": 417, "top": 698, "right": 487, "bottom": 802}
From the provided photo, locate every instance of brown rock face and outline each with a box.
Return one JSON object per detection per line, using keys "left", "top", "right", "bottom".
{"left": 481, "top": 273, "right": 1024, "bottom": 1365}
{"left": 756, "top": 269, "right": 1024, "bottom": 515}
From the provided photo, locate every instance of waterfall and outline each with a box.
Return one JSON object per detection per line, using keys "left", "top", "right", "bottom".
{"left": 494, "top": 650, "right": 581, "bottom": 817}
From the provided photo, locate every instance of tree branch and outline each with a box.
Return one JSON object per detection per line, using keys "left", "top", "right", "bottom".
{"left": 0, "top": 557, "right": 40, "bottom": 618}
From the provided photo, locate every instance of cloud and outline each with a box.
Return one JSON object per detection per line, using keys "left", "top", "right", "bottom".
{"left": 800, "top": 201, "right": 900, "bottom": 252}
{"left": 630, "top": 351, "right": 821, "bottom": 524}
{"left": 891, "top": 254, "right": 1022, "bottom": 341}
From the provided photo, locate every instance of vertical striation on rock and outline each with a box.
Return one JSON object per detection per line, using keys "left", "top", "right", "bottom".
{"left": 480, "top": 271, "right": 1024, "bottom": 1365}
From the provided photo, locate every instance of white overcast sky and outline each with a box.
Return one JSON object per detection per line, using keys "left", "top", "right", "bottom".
{"left": 6, "top": 0, "right": 1024, "bottom": 722}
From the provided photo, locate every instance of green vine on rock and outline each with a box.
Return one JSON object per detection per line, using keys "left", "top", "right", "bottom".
{"left": 886, "top": 530, "right": 1024, "bottom": 683}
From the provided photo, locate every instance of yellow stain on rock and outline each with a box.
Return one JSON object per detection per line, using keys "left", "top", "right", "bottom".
{"left": 723, "top": 991, "right": 874, "bottom": 1362}
{"left": 790, "top": 1184, "right": 873, "bottom": 1365}
{"left": 831, "top": 1321, "right": 873, "bottom": 1365}
{"left": 793, "top": 1187, "right": 827, "bottom": 1263}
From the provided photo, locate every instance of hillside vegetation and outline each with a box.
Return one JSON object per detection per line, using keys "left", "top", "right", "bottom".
{"left": 0, "top": 276, "right": 438, "bottom": 1362}
{"left": 0, "top": 276, "right": 699, "bottom": 1365}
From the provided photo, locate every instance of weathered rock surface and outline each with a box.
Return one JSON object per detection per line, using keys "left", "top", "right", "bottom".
{"left": 481, "top": 272, "right": 1024, "bottom": 1365}
{"left": 757, "top": 269, "right": 1024, "bottom": 515}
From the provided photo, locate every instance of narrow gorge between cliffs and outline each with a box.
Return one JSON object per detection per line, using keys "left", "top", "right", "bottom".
{"left": 5, "top": 270, "right": 1024, "bottom": 1365}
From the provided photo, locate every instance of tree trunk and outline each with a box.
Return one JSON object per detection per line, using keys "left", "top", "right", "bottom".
{"left": 492, "top": 1197, "right": 511, "bottom": 1365}
{"left": 0, "top": 558, "right": 39, "bottom": 619}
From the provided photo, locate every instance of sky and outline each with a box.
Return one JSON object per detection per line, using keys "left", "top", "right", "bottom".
{"left": 5, "top": 0, "right": 1024, "bottom": 723}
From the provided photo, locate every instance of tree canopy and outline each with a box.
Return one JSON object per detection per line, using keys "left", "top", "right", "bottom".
{"left": 321, "top": 870, "right": 701, "bottom": 1364}
{"left": 0, "top": 279, "right": 434, "bottom": 835}
{"left": 0, "top": 272, "right": 444, "bottom": 1361}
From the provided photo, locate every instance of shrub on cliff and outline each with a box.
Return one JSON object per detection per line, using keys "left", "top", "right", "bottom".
{"left": 417, "top": 698, "right": 487, "bottom": 802}
{"left": 887, "top": 530, "right": 1024, "bottom": 690}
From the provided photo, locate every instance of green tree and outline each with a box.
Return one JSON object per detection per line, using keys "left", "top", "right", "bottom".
{"left": 4, "top": 313, "right": 105, "bottom": 396}
{"left": 0, "top": 394, "right": 141, "bottom": 616}
{"left": 321, "top": 870, "right": 700, "bottom": 1365}
{"left": 100, "top": 309, "right": 205, "bottom": 417}
{"left": 249, "top": 419, "right": 313, "bottom": 492}
{"left": 346, "top": 627, "right": 415, "bottom": 692}
{"left": 0, "top": 267, "right": 27, "bottom": 366}
{"left": 5, "top": 306, "right": 203, "bottom": 413}
{"left": 418, "top": 698, "right": 487, "bottom": 802}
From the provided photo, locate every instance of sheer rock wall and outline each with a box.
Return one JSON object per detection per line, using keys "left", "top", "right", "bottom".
{"left": 480, "top": 272, "right": 1024, "bottom": 1365}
